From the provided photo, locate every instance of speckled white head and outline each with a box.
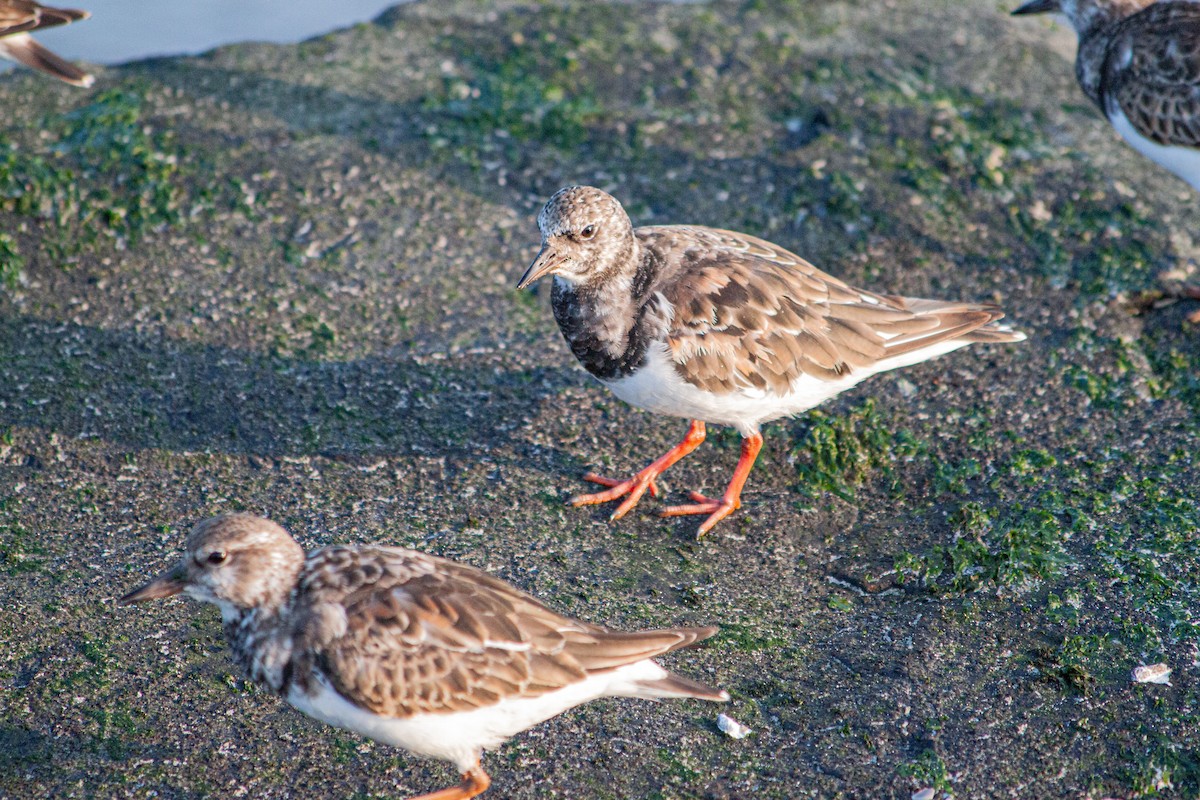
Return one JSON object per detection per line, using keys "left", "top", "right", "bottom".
{"left": 119, "top": 513, "right": 306, "bottom": 622}
{"left": 517, "top": 186, "right": 637, "bottom": 290}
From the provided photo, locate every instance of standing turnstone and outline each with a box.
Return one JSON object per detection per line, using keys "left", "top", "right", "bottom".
{"left": 0, "top": 0, "right": 93, "bottom": 87}
{"left": 518, "top": 186, "right": 1026, "bottom": 536}
{"left": 1012, "top": 0, "right": 1200, "bottom": 192}
{"left": 119, "top": 513, "right": 728, "bottom": 800}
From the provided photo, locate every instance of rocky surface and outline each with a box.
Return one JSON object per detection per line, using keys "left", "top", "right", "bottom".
{"left": 0, "top": 1, "right": 1197, "bottom": 798}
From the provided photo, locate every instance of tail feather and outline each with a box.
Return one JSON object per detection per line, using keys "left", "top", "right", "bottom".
{"left": 634, "top": 673, "right": 730, "bottom": 702}
{"left": 36, "top": 8, "right": 90, "bottom": 29}
{"left": 879, "top": 297, "right": 1027, "bottom": 350}
{"left": 572, "top": 625, "right": 727, "bottom": 701}
{"left": 0, "top": 33, "right": 94, "bottom": 87}
{"left": 618, "top": 626, "right": 727, "bottom": 702}
{"left": 1, "top": 5, "right": 88, "bottom": 35}
{"left": 963, "top": 324, "right": 1026, "bottom": 343}
{"left": 16, "top": 6, "right": 90, "bottom": 33}
{"left": 566, "top": 625, "right": 719, "bottom": 672}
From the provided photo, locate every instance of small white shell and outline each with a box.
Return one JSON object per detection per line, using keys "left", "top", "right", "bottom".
{"left": 1131, "top": 663, "right": 1172, "bottom": 685}
{"left": 716, "top": 713, "right": 753, "bottom": 739}
{"left": 912, "top": 789, "right": 936, "bottom": 800}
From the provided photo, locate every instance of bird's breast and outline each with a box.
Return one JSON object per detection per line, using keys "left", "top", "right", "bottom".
{"left": 550, "top": 281, "right": 659, "bottom": 381}
{"left": 226, "top": 612, "right": 294, "bottom": 695}
{"left": 1107, "top": 106, "right": 1200, "bottom": 190}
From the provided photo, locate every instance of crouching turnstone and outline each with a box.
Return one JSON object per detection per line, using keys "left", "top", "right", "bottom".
{"left": 0, "top": 0, "right": 93, "bottom": 87}
{"left": 1012, "top": 0, "right": 1200, "bottom": 191}
{"left": 119, "top": 513, "right": 728, "bottom": 800}
{"left": 518, "top": 186, "right": 1026, "bottom": 537}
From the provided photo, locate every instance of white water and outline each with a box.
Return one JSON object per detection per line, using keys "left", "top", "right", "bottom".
{"left": 20, "top": 0, "right": 407, "bottom": 67}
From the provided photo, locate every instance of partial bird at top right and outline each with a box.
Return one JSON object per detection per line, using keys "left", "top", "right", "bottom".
{"left": 1012, "top": 0, "right": 1200, "bottom": 318}
{"left": 1013, "top": 0, "right": 1200, "bottom": 192}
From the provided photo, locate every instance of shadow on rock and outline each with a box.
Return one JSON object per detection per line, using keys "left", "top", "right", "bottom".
{"left": 0, "top": 315, "right": 578, "bottom": 462}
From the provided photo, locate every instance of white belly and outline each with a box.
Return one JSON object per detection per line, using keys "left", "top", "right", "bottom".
{"left": 1109, "top": 107, "right": 1200, "bottom": 191}
{"left": 286, "top": 660, "right": 671, "bottom": 773}
{"left": 604, "top": 341, "right": 970, "bottom": 437}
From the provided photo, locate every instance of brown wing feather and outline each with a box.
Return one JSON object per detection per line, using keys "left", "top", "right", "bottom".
{"left": 645, "top": 226, "right": 1017, "bottom": 396}
{"left": 292, "top": 546, "right": 717, "bottom": 718}
{"left": 0, "top": 1, "right": 91, "bottom": 87}
{"left": 0, "top": 33, "right": 91, "bottom": 86}
{"left": 0, "top": 1, "right": 88, "bottom": 36}
{"left": 1103, "top": 4, "right": 1200, "bottom": 148}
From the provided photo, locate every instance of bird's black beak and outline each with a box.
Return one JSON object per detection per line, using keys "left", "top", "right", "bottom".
{"left": 517, "top": 245, "right": 567, "bottom": 289}
{"left": 1011, "top": 0, "right": 1059, "bottom": 15}
{"left": 118, "top": 562, "right": 186, "bottom": 605}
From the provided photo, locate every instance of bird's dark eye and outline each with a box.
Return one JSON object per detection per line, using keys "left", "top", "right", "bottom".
{"left": 579, "top": 224, "right": 597, "bottom": 240}
{"left": 206, "top": 551, "right": 227, "bottom": 565}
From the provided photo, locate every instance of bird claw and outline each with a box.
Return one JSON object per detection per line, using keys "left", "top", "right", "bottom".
{"left": 580, "top": 471, "right": 660, "bottom": 498}
{"left": 569, "top": 471, "right": 661, "bottom": 518}
{"left": 659, "top": 495, "right": 739, "bottom": 538}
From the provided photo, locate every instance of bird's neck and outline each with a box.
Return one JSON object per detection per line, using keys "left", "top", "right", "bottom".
{"left": 1075, "top": 29, "right": 1111, "bottom": 106}
{"left": 1069, "top": 0, "right": 1148, "bottom": 36}
{"left": 224, "top": 603, "right": 295, "bottom": 695}
{"left": 1069, "top": 0, "right": 1146, "bottom": 108}
{"left": 550, "top": 237, "right": 663, "bottom": 381}
{"left": 1073, "top": 0, "right": 1149, "bottom": 109}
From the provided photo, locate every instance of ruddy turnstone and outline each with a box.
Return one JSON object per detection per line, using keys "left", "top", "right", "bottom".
{"left": 0, "top": 0, "right": 92, "bottom": 87}
{"left": 119, "top": 513, "right": 728, "bottom": 800}
{"left": 518, "top": 186, "right": 1026, "bottom": 536}
{"left": 1012, "top": 0, "right": 1200, "bottom": 192}
{"left": 1012, "top": 0, "right": 1200, "bottom": 319}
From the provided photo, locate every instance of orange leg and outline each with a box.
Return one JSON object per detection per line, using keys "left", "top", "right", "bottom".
{"left": 660, "top": 432, "right": 764, "bottom": 537}
{"left": 570, "top": 420, "right": 707, "bottom": 520}
{"left": 409, "top": 764, "right": 491, "bottom": 800}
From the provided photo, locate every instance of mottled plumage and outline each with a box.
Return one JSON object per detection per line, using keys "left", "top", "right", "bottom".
{"left": 0, "top": 0, "right": 92, "bottom": 87}
{"left": 519, "top": 186, "right": 1025, "bottom": 536}
{"left": 120, "top": 513, "right": 726, "bottom": 800}
{"left": 1014, "top": 0, "right": 1200, "bottom": 189}
{"left": 1103, "top": 3, "right": 1200, "bottom": 150}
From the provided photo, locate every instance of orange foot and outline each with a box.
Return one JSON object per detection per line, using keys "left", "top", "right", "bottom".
{"left": 659, "top": 432, "right": 764, "bottom": 538}
{"left": 661, "top": 491, "right": 741, "bottom": 537}
{"left": 569, "top": 420, "right": 706, "bottom": 520}
{"left": 410, "top": 763, "right": 491, "bottom": 800}
{"left": 570, "top": 471, "right": 661, "bottom": 519}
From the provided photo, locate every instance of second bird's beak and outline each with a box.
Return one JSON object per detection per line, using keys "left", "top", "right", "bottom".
{"left": 517, "top": 245, "right": 567, "bottom": 289}
{"left": 1011, "top": 0, "right": 1058, "bottom": 15}
{"left": 118, "top": 562, "right": 187, "bottom": 605}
